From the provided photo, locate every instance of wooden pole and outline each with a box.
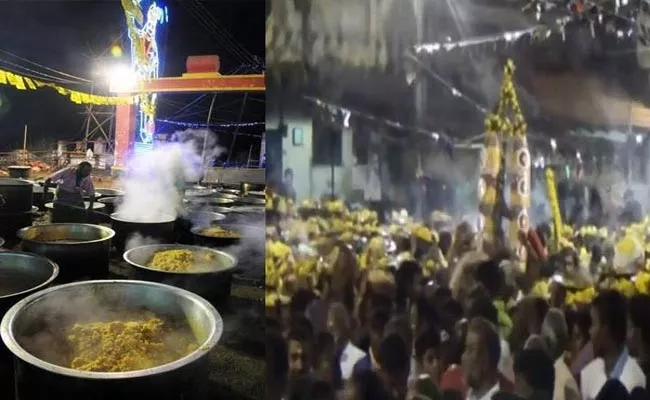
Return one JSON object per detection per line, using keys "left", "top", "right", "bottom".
{"left": 200, "top": 93, "right": 217, "bottom": 183}
{"left": 23, "top": 125, "right": 27, "bottom": 164}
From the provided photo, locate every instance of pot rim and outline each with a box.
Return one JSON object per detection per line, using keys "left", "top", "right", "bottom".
{"left": 0, "top": 177, "right": 33, "bottom": 185}
{"left": 95, "top": 188, "right": 125, "bottom": 196}
{"left": 181, "top": 211, "right": 226, "bottom": 221}
{"left": 97, "top": 196, "right": 121, "bottom": 203}
{"left": 110, "top": 212, "right": 177, "bottom": 224}
{"left": 123, "top": 244, "right": 238, "bottom": 275}
{"left": 0, "top": 279, "right": 222, "bottom": 379}
{"left": 44, "top": 202, "right": 106, "bottom": 210}
{"left": 0, "top": 250, "right": 59, "bottom": 299}
{"left": 17, "top": 223, "right": 116, "bottom": 245}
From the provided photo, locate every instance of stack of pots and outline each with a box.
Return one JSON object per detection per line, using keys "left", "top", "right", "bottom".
{"left": 0, "top": 179, "right": 35, "bottom": 246}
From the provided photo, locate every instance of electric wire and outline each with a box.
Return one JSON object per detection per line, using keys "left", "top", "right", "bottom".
{"left": 0, "top": 48, "right": 91, "bottom": 83}
{"left": 191, "top": 0, "right": 257, "bottom": 63}
{"left": 185, "top": 3, "right": 249, "bottom": 66}
{"left": 180, "top": 2, "right": 245, "bottom": 63}
{"left": 180, "top": 1, "right": 250, "bottom": 66}
{"left": 170, "top": 94, "right": 207, "bottom": 118}
{"left": 189, "top": 0, "right": 254, "bottom": 64}
{"left": 0, "top": 58, "right": 86, "bottom": 85}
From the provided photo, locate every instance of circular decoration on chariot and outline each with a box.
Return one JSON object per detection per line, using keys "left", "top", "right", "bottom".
{"left": 517, "top": 209, "right": 530, "bottom": 232}
{"left": 479, "top": 147, "right": 487, "bottom": 169}
{"left": 517, "top": 177, "right": 528, "bottom": 197}
{"left": 516, "top": 148, "right": 531, "bottom": 169}
{"left": 478, "top": 177, "right": 486, "bottom": 198}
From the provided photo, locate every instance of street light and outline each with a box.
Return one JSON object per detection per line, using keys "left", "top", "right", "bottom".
{"left": 105, "top": 64, "right": 137, "bottom": 93}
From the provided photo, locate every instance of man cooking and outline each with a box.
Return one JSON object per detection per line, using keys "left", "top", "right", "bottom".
{"left": 44, "top": 161, "right": 95, "bottom": 219}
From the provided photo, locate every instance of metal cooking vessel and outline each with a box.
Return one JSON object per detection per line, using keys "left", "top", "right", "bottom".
{"left": 235, "top": 196, "right": 265, "bottom": 206}
{"left": 191, "top": 223, "right": 264, "bottom": 248}
{"left": 0, "top": 178, "right": 34, "bottom": 214}
{"left": 175, "top": 211, "right": 226, "bottom": 245}
{"left": 110, "top": 213, "right": 176, "bottom": 253}
{"left": 94, "top": 188, "right": 124, "bottom": 197}
{"left": 7, "top": 166, "right": 31, "bottom": 180}
{"left": 184, "top": 187, "right": 214, "bottom": 197}
{"left": 220, "top": 182, "right": 265, "bottom": 191}
{"left": 17, "top": 224, "right": 115, "bottom": 283}
{"left": 1, "top": 280, "right": 222, "bottom": 400}
{"left": 185, "top": 197, "right": 235, "bottom": 207}
{"left": 0, "top": 251, "right": 58, "bottom": 400}
{"left": 0, "top": 208, "right": 37, "bottom": 248}
{"left": 213, "top": 193, "right": 238, "bottom": 201}
{"left": 31, "top": 185, "right": 55, "bottom": 210}
{"left": 124, "top": 244, "right": 237, "bottom": 300}
{"left": 44, "top": 202, "right": 107, "bottom": 224}
{"left": 0, "top": 251, "right": 59, "bottom": 319}
{"left": 97, "top": 196, "right": 122, "bottom": 215}
{"left": 217, "top": 188, "right": 239, "bottom": 196}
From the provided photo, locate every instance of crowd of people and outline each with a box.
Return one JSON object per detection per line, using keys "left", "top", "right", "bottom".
{"left": 264, "top": 192, "right": 650, "bottom": 400}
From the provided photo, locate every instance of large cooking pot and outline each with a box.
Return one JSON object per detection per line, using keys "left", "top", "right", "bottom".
{"left": 0, "top": 207, "right": 38, "bottom": 248}
{"left": 227, "top": 206, "right": 265, "bottom": 225}
{"left": 0, "top": 178, "right": 34, "bottom": 214}
{"left": 44, "top": 202, "right": 107, "bottom": 224}
{"left": 175, "top": 211, "right": 226, "bottom": 245}
{"left": 110, "top": 213, "right": 176, "bottom": 253}
{"left": 124, "top": 244, "right": 237, "bottom": 300}
{"left": 184, "top": 187, "right": 215, "bottom": 197}
{"left": 213, "top": 193, "right": 238, "bottom": 201}
{"left": 185, "top": 197, "right": 235, "bottom": 208}
{"left": 0, "top": 251, "right": 59, "bottom": 317}
{"left": 31, "top": 185, "right": 55, "bottom": 210}
{"left": 95, "top": 188, "right": 124, "bottom": 197}
{"left": 7, "top": 166, "right": 31, "bottom": 180}
{"left": 17, "top": 224, "right": 115, "bottom": 283}
{"left": 191, "top": 222, "right": 264, "bottom": 248}
{"left": 0, "top": 280, "right": 222, "bottom": 400}
{"left": 97, "top": 196, "right": 122, "bottom": 215}
{"left": 235, "top": 196, "right": 265, "bottom": 206}
{"left": 0, "top": 251, "right": 59, "bottom": 321}
{"left": 0, "top": 251, "right": 59, "bottom": 400}
{"left": 220, "top": 182, "right": 265, "bottom": 191}
{"left": 192, "top": 223, "right": 264, "bottom": 280}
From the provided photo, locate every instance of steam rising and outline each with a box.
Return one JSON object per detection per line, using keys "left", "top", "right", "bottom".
{"left": 116, "top": 129, "right": 225, "bottom": 222}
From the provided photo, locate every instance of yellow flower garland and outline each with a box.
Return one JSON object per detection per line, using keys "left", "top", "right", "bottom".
{"left": 545, "top": 168, "right": 562, "bottom": 252}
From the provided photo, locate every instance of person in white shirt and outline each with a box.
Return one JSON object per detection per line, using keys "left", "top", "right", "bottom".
{"left": 327, "top": 302, "right": 366, "bottom": 380}
{"left": 462, "top": 317, "right": 502, "bottom": 400}
{"left": 580, "top": 290, "right": 646, "bottom": 400}
{"left": 541, "top": 308, "right": 580, "bottom": 400}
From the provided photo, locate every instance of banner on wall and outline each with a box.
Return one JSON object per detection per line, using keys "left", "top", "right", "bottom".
{"left": 0, "top": 69, "right": 135, "bottom": 106}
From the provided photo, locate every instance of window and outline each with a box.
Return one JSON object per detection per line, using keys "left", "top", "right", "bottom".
{"left": 311, "top": 119, "right": 342, "bottom": 166}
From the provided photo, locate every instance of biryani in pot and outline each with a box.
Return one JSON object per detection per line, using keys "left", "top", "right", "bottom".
{"left": 67, "top": 315, "right": 198, "bottom": 372}
{"left": 199, "top": 226, "right": 241, "bottom": 239}
{"left": 147, "top": 249, "right": 218, "bottom": 272}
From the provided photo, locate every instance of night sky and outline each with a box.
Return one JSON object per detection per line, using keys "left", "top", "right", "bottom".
{"left": 0, "top": 0, "right": 265, "bottom": 163}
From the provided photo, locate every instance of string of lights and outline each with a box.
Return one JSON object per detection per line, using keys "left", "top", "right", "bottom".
{"left": 303, "top": 95, "right": 453, "bottom": 144}
{"left": 414, "top": 14, "right": 634, "bottom": 55}
{"left": 155, "top": 119, "right": 264, "bottom": 128}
